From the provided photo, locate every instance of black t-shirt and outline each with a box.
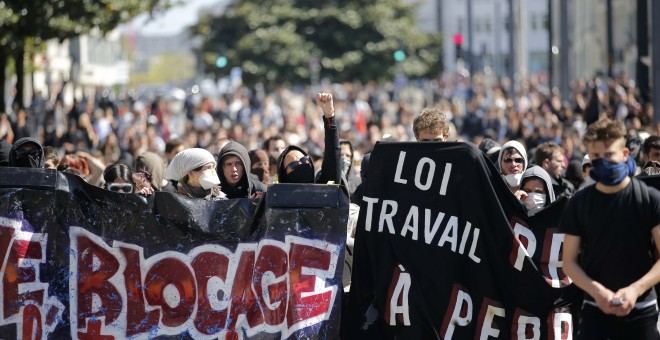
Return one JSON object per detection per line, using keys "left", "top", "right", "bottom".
{"left": 559, "top": 178, "right": 660, "bottom": 303}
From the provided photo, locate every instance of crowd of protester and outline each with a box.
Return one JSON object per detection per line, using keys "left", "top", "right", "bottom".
{"left": 4, "top": 70, "right": 660, "bottom": 337}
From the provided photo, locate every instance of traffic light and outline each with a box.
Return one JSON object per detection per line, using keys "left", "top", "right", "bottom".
{"left": 394, "top": 49, "right": 406, "bottom": 62}
{"left": 453, "top": 33, "right": 464, "bottom": 60}
{"left": 215, "top": 55, "right": 228, "bottom": 68}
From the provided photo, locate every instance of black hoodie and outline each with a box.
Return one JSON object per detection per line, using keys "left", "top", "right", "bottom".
{"left": 277, "top": 115, "right": 341, "bottom": 185}
{"left": 9, "top": 137, "right": 45, "bottom": 168}
{"left": 217, "top": 141, "right": 267, "bottom": 199}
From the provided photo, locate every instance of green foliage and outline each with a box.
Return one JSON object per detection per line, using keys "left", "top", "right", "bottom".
{"left": 0, "top": 0, "right": 175, "bottom": 47}
{"left": 192, "top": 0, "right": 442, "bottom": 88}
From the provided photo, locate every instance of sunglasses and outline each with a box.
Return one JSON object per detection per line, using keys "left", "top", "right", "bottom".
{"left": 286, "top": 155, "right": 311, "bottom": 171}
{"left": 503, "top": 157, "right": 524, "bottom": 164}
{"left": 107, "top": 183, "right": 134, "bottom": 193}
{"left": 15, "top": 149, "right": 40, "bottom": 158}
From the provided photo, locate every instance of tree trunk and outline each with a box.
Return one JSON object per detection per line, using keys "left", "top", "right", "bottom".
{"left": 0, "top": 46, "right": 7, "bottom": 114}
{"left": 12, "top": 42, "right": 25, "bottom": 110}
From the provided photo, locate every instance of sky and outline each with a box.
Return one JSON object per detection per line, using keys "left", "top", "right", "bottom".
{"left": 129, "top": 0, "right": 225, "bottom": 36}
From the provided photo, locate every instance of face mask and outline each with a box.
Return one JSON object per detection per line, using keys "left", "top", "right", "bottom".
{"left": 523, "top": 193, "right": 546, "bottom": 215}
{"left": 286, "top": 163, "right": 314, "bottom": 183}
{"left": 589, "top": 156, "right": 635, "bottom": 186}
{"left": 341, "top": 156, "right": 351, "bottom": 178}
{"left": 199, "top": 170, "right": 221, "bottom": 190}
{"left": 504, "top": 173, "right": 522, "bottom": 187}
{"left": 15, "top": 155, "right": 41, "bottom": 168}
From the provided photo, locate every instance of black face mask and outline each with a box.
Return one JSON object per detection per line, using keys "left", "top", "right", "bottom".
{"left": 15, "top": 155, "right": 40, "bottom": 168}
{"left": 285, "top": 163, "right": 314, "bottom": 183}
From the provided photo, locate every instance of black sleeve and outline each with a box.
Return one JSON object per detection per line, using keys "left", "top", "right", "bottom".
{"left": 558, "top": 194, "right": 583, "bottom": 236}
{"left": 317, "top": 115, "right": 340, "bottom": 185}
{"left": 646, "top": 186, "right": 660, "bottom": 229}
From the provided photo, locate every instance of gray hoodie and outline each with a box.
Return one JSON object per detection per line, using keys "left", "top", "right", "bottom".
{"left": 520, "top": 165, "right": 556, "bottom": 205}
{"left": 217, "top": 141, "right": 267, "bottom": 199}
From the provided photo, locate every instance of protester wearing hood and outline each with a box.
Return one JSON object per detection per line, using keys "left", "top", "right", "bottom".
{"left": 497, "top": 140, "right": 528, "bottom": 192}
{"left": 9, "top": 137, "right": 44, "bottom": 168}
{"left": 515, "top": 166, "right": 556, "bottom": 216}
{"left": 248, "top": 149, "right": 270, "bottom": 185}
{"left": 340, "top": 140, "right": 359, "bottom": 196}
{"left": 136, "top": 151, "right": 176, "bottom": 193}
{"left": 217, "top": 141, "right": 266, "bottom": 199}
{"left": 164, "top": 148, "right": 226, "bottom": 200}
{"left": 276, "top": 93, "right": 341, "bottom": 189}
{"left": 0, "top": 139, "right": 12, "bottom": 166}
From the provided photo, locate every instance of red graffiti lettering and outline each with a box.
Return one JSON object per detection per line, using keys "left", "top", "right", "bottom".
{"left": 144, "top": 257, "right": 196, "bottom": 328}
{"left": 227, "top": 250, "right": 264, "bottom": 330}
{"left": 253, "top": 245, "right": 289, "bottom": 326}
{"left": 287, "top": 242, "right": 333, "bottom": 328}
{"left": 120, "top": 246, "right": 159, "bottom": 336}
{"left": 191, "top": 251, "right": 229, "bottom": 335}
{"left": 76, "top": 234, "right": 121, "bottom": 327}
{"left": 70, "top": 228, "right": 339, "bottom": 338}
{"left": 22, "top": 304, "right": 42, "bottom": 340}
{"left": 3, "top": 239, "right": 45, "bottom": 318}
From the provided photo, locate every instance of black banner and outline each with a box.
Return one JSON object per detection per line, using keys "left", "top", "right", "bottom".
{"left": 346, "top": 142, "right": 578, "bottom": 339}
{"left": 0, "top": 169, "right": 347, "bottom": 339}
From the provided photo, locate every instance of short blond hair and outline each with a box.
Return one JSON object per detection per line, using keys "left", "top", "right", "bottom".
{"left": 413, "top": 108, "right": 449, "bottom": 139}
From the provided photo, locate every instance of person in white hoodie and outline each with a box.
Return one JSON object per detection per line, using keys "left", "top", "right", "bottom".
{"left": 515, "top": 166, "right": 556, "bottom": 216}
{"left": 497, "top": 140, "right": 528, "bottom": 193}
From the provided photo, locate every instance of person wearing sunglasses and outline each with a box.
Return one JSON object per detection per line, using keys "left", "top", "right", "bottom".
{"left": 103, "top": 163, "right": 137, "bottom": 194}
{"left": 496, "top": 140, "right": 528, "bottom": 192}
{"left": 8, "top": 137, "right": 44, "bottom": 168}
{"left": 276, "top": 92, "right": 342, "bottom": 190}
{"left": 164, "top": 148, "right": 226, "bottom": 200}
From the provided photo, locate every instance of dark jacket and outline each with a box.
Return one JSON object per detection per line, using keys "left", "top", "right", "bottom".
{"left": 551, "top": 175, "right": 575, "bottom": 199}
{"left": 217, "top": 141, "right": 267, "bottom": 199}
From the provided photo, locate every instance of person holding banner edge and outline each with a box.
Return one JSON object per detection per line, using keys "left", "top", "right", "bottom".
{"left": 560, "top": 118, "right": 660, "bottom": 339}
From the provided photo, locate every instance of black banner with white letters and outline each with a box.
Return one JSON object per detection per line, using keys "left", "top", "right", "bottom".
{"left": 346, "top": 142, "right": 578, "bottom": 339}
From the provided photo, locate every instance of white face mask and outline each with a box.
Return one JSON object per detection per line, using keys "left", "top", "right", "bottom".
{"left": 523, "top": 192, "right": 547, "bottom": 215}
{"left": 341, "top": 156, "right": 351, "bottom": 178}
{"left": 199, "top": 169, "right": 221, "bottom": 190}
{"left": 504, "top": 173, "right": 523, "bottom": 187}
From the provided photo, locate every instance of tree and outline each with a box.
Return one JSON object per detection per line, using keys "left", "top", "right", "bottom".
{"left": 0, "top": 0, "right": 171, "bottom": 111}
{"left": 192, "top": 0, "right": 442, "bottom": 89}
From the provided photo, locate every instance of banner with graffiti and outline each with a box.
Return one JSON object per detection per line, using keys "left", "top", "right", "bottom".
{"left": 0, "top": 169, "right": 347, "bottom": 339}
{"left": 346, "top": 142, "right": 580, "bottom": 339}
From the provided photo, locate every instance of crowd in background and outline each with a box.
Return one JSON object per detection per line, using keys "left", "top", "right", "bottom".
{"left": 0, "top": 72, "right": 658, "bottom": 192}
